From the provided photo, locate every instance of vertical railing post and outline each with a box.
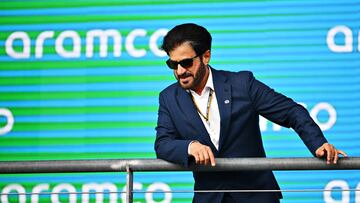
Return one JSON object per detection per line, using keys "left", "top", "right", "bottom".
{"left": 126, "top": 165, "right": 133, "bottom": 203}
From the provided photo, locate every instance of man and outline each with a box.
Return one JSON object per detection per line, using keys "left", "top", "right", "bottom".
{"left": 154, "top": 23, "right": 346, "bottom": 203}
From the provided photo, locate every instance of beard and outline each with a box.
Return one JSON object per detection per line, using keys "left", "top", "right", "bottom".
{"left": 175, "top": 61, "right": 207, "bottom": 91}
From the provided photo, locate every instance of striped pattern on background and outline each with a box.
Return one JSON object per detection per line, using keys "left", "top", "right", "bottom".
{"left": 0, "top": 0, "right": 359, "bottom": 202}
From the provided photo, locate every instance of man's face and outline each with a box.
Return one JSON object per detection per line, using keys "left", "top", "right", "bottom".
{"left": 168, "top": 42, "right": 210, "bottom": 92}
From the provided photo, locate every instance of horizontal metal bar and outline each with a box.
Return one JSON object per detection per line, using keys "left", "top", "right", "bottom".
{"left": 2, "top": 188, "right": 360, "bottom": 196}
{"left": 0, "top": 157, "right": 359, "bottom": 174}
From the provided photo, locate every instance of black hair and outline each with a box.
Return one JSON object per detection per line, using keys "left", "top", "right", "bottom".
{"left": 161, "top": 23, "right": 212, "bottom": 56}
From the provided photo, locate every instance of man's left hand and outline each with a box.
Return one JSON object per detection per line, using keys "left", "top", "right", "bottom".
{"left": 315, "top": 143, "right": 347, "bottom": 164}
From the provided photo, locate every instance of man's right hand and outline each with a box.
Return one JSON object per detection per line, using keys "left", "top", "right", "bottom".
{"left": 189, "top": 141, "right": 216, "bottom": 166}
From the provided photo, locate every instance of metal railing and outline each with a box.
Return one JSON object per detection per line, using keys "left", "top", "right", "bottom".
{"left": 1, "top": 157, "right": 360, "bottom": 203}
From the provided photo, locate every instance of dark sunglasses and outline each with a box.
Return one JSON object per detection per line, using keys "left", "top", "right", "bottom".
{"left": 166, "top": 54, "right": 200, "bottom": 70}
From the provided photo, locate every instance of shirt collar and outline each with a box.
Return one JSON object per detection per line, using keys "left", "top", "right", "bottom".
{"left": 188, "top": 66, "right": 214, "bottom": 96}
{"left": 205, "top": 67, "right": 214, "bottom": 91}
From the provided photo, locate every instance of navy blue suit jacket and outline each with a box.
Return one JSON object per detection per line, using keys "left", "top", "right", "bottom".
{"left": 155, "top": 68, "right": 327, "bottom": 202}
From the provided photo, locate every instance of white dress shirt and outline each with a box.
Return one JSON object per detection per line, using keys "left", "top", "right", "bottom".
{"left": 188, "top": 68, "right": 221, "bottom": 152}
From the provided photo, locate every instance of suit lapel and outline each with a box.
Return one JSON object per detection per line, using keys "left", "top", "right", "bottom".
{"left": 176, "top": 85, "right": 214, "bottom": 147}
{"left": 212, "top": 68, "right": 232, "bottom": 152}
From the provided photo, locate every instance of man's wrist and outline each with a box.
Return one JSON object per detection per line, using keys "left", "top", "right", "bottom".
{"left": 187, "top": 140, "right": 199, "bottom": 155}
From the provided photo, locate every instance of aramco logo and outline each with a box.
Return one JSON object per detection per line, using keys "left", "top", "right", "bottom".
{"left": 4, "top": 29, "right": 168, "bottom": 59}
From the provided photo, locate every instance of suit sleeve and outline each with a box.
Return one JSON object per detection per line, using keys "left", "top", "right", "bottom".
{"left": 245, "top": 71, "right": 327, "bottom": 155}
{"left": 154, "top": 91, "right": 193, "bottom": 167}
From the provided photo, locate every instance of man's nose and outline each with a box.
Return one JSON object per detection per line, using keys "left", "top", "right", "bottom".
{"left": 176, "top": 65, "right": 187, "bottom": 75}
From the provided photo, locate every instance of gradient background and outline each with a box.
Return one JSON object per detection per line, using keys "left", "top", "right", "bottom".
{"left": 0, "top": 0, "right": 359, "bottom": 202}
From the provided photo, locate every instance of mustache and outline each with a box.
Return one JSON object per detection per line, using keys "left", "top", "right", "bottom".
{"left": 177, "top": 72, "right": 193, "bottom": 78}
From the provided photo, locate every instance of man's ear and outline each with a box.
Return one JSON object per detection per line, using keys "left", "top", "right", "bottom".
{"left": 202, "top": 50, "right": 211, "bottom": 65}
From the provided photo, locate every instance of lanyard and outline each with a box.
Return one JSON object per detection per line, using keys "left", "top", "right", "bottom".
{"left": 190, "top": 89, "right": 214, "bottom": 122}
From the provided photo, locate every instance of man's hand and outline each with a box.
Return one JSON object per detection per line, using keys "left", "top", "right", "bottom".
{"left": 315, "top": 143, "right": 347, "bottom": 164}
{"left": 189, "top": 141, "right": 216, "bottom": 166}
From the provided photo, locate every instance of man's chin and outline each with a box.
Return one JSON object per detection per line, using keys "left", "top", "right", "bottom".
{"left": 179, "top": 81, "right": 193, "bottom": 90}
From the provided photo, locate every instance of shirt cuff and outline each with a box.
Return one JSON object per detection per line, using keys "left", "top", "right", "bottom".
{"left": 187, "top": 140, "right": 199, "bottom": 155}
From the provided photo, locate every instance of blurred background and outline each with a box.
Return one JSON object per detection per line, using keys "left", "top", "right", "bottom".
{"left": 0, "top": 0, "right": 359, "bottom": 202}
